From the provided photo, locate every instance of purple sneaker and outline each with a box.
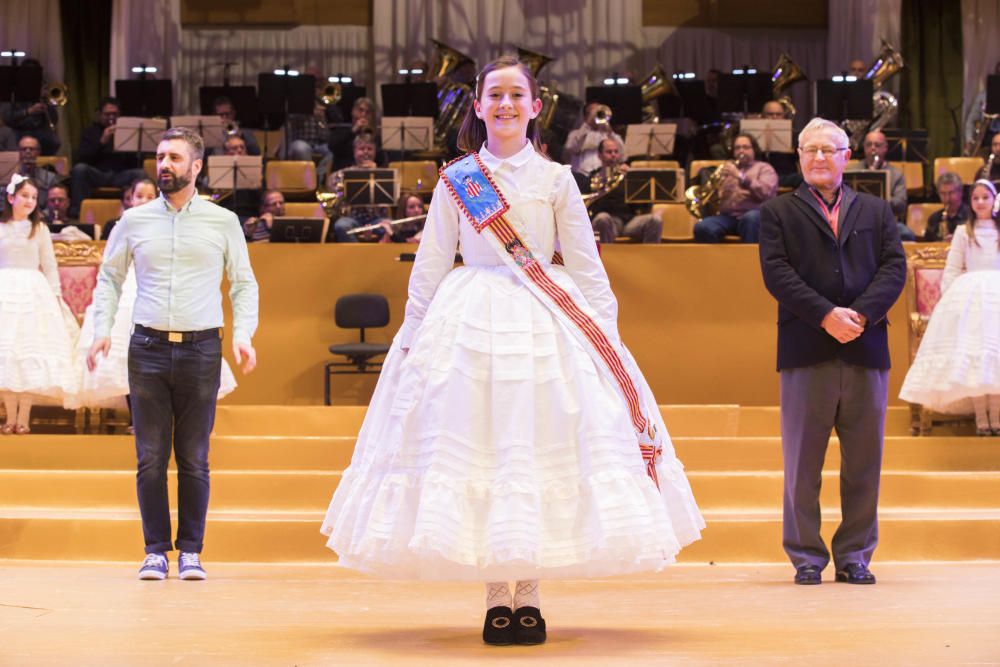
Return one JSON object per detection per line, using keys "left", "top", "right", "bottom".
{"left": 138, "top": 553, "right": 168, "bottom": 580}
{"left": 178, "top": 552, "right": 207, "bottom": 580}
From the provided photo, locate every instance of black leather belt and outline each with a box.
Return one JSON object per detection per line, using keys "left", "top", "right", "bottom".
{"left": 134, "top": 324, "right": 222, "bottom": 344}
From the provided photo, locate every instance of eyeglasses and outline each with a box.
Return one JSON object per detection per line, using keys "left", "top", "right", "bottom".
{"left": 799, "top": 145, "right": 848, "bottom": 157}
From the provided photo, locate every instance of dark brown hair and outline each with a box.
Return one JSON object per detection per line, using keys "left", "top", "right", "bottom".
{"left": 456, "top": 55, "right": 545, "bottom": 156}
{"left": 732, "top": 132, "right": 762, "bottom": 160}
{"left": 396, "top": 192, "right": 425, "bottom": 219}
{"left": 2, "top": 177, "right": 43, "bottom": 238}
{"left": 966, "top": 180, "right": 1000, "bottom": 248}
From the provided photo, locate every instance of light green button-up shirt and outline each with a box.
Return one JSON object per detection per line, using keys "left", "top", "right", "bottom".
{"left": 93, "top": 193, "right": 259, "bottom": 345}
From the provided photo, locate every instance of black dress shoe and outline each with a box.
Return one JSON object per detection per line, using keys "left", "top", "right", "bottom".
{"left": 794, "top": 565, "right": 822, "bottom": 585}
{"left": 835, "top": 562, "right": 876, "bottom": 584}
{"left": 512, "top": 606, "right": 547, "bottom": 645}
{"left": 483, "top": 606, "right": 514, "bottom": 645}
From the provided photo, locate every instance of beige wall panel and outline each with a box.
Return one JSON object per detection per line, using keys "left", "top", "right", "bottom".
{"left": 220, "top": 244, "right": 908, "bottom": 407}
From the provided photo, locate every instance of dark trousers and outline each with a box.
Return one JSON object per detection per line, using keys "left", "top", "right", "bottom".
{"left": 779, "top": 359, "right": 888, "bottom": 571}
{"left": 69, "top": 164, "right": 145, "bottom": 214}
{"left": 128, "top": 331, "right": 222, "bottom": 554}
{"left": 693, "top": 209, "right": 762, "bottom": 243}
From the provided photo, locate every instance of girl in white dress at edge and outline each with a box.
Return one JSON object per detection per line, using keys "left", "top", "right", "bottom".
{"left": 67, "top": 178, "right": 237, "bottom": 418}
{"left": 0, "top": 175, "right": 79, "bottom": 434}
{"left": 320, "top": 56, "right": 703, "bottom": 646}
{"left": 900, "top": 179, "right": 1000, "bottom": 435}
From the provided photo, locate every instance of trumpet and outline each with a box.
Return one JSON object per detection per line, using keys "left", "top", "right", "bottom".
{"left": 224, "top": 120, "right": 240, "bottom": 137}
{"left": 41, "top": 81, "right": 68, "bottom": 133}
{"left": 317, "top": 81, "right": 342, "bottom": 106}
{"left": 582, "top": 164, "right": 625, "bottom": 209}
{"left": 346, "top": 214, "right": 427, "bottom": 236}
{"left": 593, "top": 104, "right": 613, "bottom": 126}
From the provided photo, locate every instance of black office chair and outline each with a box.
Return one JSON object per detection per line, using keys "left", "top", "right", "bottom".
{"left": 324, "top": 293, "right": 391, "bottom": 405}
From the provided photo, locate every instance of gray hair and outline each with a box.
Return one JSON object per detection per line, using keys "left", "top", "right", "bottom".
{"left": 161, "top": 126, "right": 205, "bottom": 161}
{"left": 798, "top": 117, "right": 849, "bottom": 149}
{"left": 936, "top": 171, "right": 963, "bottom": 191}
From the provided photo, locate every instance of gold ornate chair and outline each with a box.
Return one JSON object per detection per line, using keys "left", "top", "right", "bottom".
{"left": 904, "top": 244, "right": 973, "bottom": 434}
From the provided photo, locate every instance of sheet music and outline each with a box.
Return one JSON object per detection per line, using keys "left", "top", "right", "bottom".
{"left": 624, "top": 124, "right": 677, "bottom": 158}
{"left": 113, "top": 117, "right": 168, "bottom": 153}
{"left": 739, "top": 119, "right": 793, "bottom": 153}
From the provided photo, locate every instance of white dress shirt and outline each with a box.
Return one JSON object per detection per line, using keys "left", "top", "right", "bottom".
{"left": 399, "top": 141, "right": 619, "bottom": 349}
{"left": 93, "top": 193, "right": 259, "bottom": 345}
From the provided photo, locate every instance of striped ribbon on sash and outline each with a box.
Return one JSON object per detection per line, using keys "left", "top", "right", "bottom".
{"left": 439, "top": 152, "right": 661, "bottom": 488}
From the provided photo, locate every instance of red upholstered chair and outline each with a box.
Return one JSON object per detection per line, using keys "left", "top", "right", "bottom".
{"left": 904, "top": 244, "right": 972, "bottom": 434}
{"left": 53, "top": 240, "right": 104, "bottom": 323}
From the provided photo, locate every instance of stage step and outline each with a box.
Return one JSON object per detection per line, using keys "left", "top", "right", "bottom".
{"left": 0, "top": 507, "right": 997, "bottom": 563}
{"left": 1, "top": 405, "right": 997, "bottom": 563}
{"left": 2, "top": 469, "right": 999, "bottom": 512}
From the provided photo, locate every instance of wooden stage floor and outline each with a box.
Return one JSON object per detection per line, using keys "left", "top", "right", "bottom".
{"left": 1, "top": 561, "right": 997, "bottom": 666}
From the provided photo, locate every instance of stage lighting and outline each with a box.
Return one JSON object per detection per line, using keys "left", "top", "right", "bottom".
{"left": 328, "top": 74, "right": 352, "bottom": 83}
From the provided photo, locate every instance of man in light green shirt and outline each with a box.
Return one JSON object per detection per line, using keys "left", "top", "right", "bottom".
{"left": 87, "top": 127, "right": 259, "bottom": 581}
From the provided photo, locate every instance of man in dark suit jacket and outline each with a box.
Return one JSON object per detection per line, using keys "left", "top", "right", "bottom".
{"left": 758, "top": 117, "right": 906, "bottom": 586}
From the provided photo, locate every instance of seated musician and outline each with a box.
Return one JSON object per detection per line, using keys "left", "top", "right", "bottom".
{"left": 693, "top": 133, "right": 777, "bottom": 243}
{"left": 366, "top": 193, "right": 426, "bottom": 244}
{"left": 205, "top": 134, "right": 262, "bottom": 220}
{"left": 976, "top": 133, "right": 1000, "bottom": 183}
{"left": 845, "top": 129, "right": 915, "bottom": 241}
{"left": 241, "top": 189, "right": 285, "bottom": 243}
{"left": 587, "top": 137, "right": 663, "bottom": 244}
{"left": 760, "top": 100, "right": 801, "bottom": 189}
{"left": 923, "top": 172, "right": 971, "bottom": 242}
{"left": 329, "top": 97, "right": 383, "bottom": 171}
{"left": 209, "top": 96, "right": 261, "bottom": 156}
{"left": 564, "top": 103, "right": 625, "bottom": 177}
{"left": 327, "top": 132, "right": 392, "bottom": 243}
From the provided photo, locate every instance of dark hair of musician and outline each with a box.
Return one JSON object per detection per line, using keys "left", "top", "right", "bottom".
{"left": 129, "top": 177, "right": 158, "bottom": 199}
{"left": 456, "top": 55, "right": 546, "bottom": 157}
{"left": 732, "top": 132, "right": 762, "bottom": 159}
{"left": 1, "top": 177, "right": 44, "bottom": 236}
{"left": 98, "top": 96, "right": 120, "bottom": 110}
{"left": 396, "top": 192, "right": 424, "bottom": 219}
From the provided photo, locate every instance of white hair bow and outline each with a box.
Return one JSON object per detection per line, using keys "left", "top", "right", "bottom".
{"left": 6, "top": 173, "right": 26, "bottom": 195}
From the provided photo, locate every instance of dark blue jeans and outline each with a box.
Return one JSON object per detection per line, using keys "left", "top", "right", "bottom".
{"left": 693, "top": 209, "right": 762, "bottom": 243}
{"left": 128, "top": 331, "right": 222, "bottom": 554}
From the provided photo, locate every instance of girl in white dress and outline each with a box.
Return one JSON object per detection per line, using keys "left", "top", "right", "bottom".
{"left": 68, "top": 178, "right": 237, "bottom": 415}
{"left": 320, "top": 56, "right": 703, "bottom": 645}
{"left": 0, "top": 175, "right": 79, "bottom": 433}
{"left": 900, "top": 179, "right": 1000, "bottom": 435}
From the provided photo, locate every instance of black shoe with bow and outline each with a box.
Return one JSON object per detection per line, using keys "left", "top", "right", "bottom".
{"left": 835, "top": 562, "right": 876, "bottom": 584}
{"left": 512, "top": 606, "right": 547, "bottom": 645}
{"left": 482, "top": 606, "right": 514, "bottom": 645}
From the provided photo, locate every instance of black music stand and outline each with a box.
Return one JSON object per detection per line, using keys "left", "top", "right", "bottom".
{"left": 585, "top": 85, "right": 643, "bottom": 126}
{"left": 381, "top": 83, "right": 438, "bottom": 118}
{"left": 624, "top": 169, "right": 684, "bottom": 205}
{"left": 883, "top": 129, "right": 929, "bottom": 164}
{"left": 987, "top": 75, "right": 1000, "bottom": 115}
{"left": 115, "top": 80, "right": 173, "bottom": 117}
{"left": 673, "top": 80, "right": 715, "bottom": 124}
{"left": 270, "top": 217, "right": 324, "bottom": 243}
{"left": 717, "top": 73, "right": 772, "bottom": 115}
{"left": 815, "top": 80, "right": 874, "bottom": 122}
{"left": 258, "top": 73, "right": 316, "bottom": 157}
{"left": 334, "top": 84, "right": 367, "bottom": 120}
{"left": 0, "top": 65, "right": 42, "bottom": 104}
{"left": 199, "top": 86, "right": 259, "bottom": 128}
{"left": 624, "top": 124, "right": 677, "bottom": 158}
{"left": 843, "top": 170, "right": 890, "bottom": 200}
{"left": 343, "top": 168, "right": 397, "bottom": 207}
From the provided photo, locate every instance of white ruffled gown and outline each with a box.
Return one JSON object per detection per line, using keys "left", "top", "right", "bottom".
{"left": 66, "top": 267, "right": 238, "bottom": 409}
{"left": 0, "top": 220, "right": 79, "bottom": 401}
{"left": 900, "top": 220, "right": 1000, "bottom": 412}
{"left": 321, "top": 144, "right": 704, "bottom": 581}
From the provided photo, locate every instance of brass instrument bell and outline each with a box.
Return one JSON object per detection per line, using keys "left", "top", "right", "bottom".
{"left": 516, "top": 47, "right": 554, "bottom": 78}
{"left": 41, "top": 81, "right": 69, "bottom": 107}
{"left": 771, "top": 53, "right": 805, "bottom": 117}
{"left": 318, "top": 81, "right": 343, "bottom": 106}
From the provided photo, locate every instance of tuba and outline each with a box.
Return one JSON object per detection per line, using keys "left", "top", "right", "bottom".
{"left": 771, "top": 53, "right": 805, "bottom": 118}
{"left": 866, "top": 38, "right": 903, "bottom": 132}
{"left": 684, "top": 162, "right": 729, "bottom": 219}
{"left": 964, "top": 98, "right": 999, "bottom": 157}
{"left": 432, "top": 39, "right": 476, "bottom": 149}
{"left": 639, "top": 65, "right": 673, "bottom": 123}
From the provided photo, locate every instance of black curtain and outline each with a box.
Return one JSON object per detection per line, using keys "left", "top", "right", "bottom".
{"left": 60, "top": 0, "right": 113, "bottom": 162}
{"left": 900, "top": 0, "right": 964, "bottom": 163}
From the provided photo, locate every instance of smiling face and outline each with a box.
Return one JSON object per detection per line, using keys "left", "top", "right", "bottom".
{"left": 971, "top": 183, "right": 997, "bottom": 219}
{"left": 7, "top": 182, "right": 38, "bottom": 219}
{"left": 798, "top": 127, "right": 852, "bottom": 191}
{"left": 473, "top": 66, "right": 542, "bottom": 148}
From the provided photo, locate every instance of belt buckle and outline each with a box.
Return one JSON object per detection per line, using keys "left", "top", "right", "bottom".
{"left": 167, "top": 331, "right": 183, "bottom": 344}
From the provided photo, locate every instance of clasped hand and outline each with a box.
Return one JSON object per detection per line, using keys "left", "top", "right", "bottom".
{"left": 821, "top": 307, "right": 867, "bottom": 344}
